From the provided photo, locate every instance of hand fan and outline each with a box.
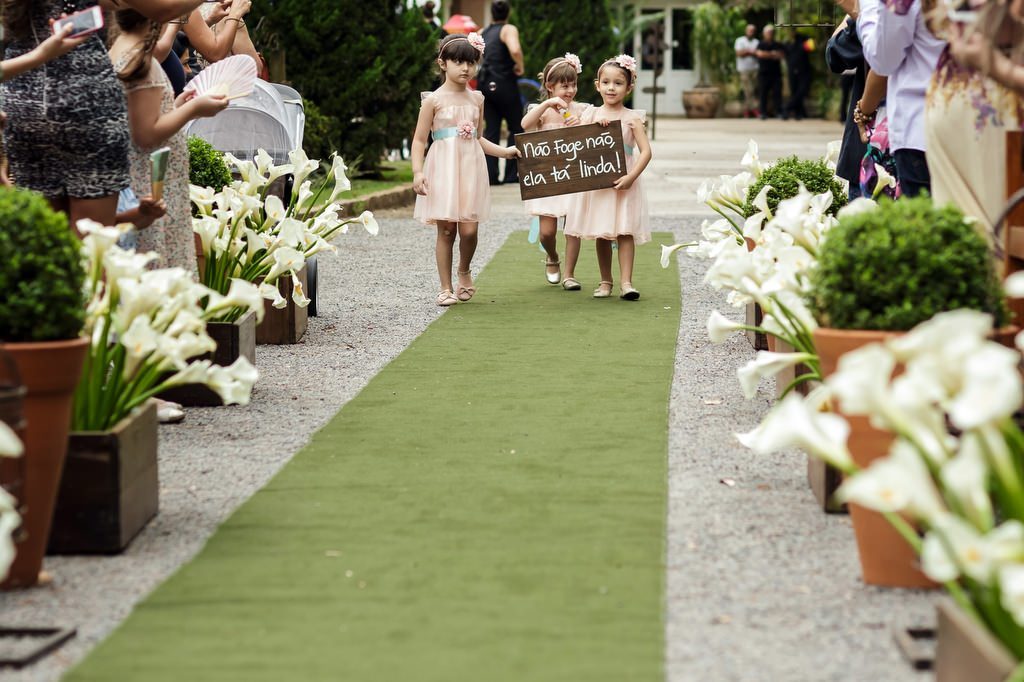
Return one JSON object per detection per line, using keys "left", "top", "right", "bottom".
{"left": 184, "top": 54, "right": 258, "bottom": 101}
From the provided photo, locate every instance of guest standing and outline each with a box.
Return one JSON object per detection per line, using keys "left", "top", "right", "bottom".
{"left": 479, "top": 0, "right": 525, "bottom": 185}
{"left": 857, "top": 0, "right": 945, "bottom": 198}
{"left": 827, "top": 14, "right": 867, "bottom": 199}
{"left": 785, "top": 33, "right": 813, "bottom": 120}
{"left": 734, "top": 24, "right": 760, "bottom": 118}
{"left": 1, "top": 0, "right": 206, "bottom": 228}
{"left": 756, "top": 25, "right": 785, "bottom": 120}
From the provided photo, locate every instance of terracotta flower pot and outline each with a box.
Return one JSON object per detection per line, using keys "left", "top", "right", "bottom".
{"left": 813, "top": 327, "right": 937, "bottom": 589}
{"left": 682, "top": 87, "right": 721, "bottom": 119}
{"left": 0, "top": 337, "right": 89, "bottom": 589}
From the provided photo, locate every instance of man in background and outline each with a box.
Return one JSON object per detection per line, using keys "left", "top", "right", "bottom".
{"left": 734, "top": 24, "right": 760, "bottom": 118}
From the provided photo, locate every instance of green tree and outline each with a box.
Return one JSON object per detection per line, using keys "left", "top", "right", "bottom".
{"left": 514, "top": 0, "right": 617, "bottom": 105}
{"left": 249, "top": 0, "right": 435, "bottom": 170}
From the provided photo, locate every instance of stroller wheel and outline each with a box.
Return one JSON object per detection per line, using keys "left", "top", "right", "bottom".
{"left": 306, "top": 255, "right": 318, "bottom": 317}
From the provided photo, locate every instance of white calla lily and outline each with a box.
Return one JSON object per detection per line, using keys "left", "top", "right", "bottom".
{"left": 706, "top": 310, "right": 746, "bottom": 343}
{"left": 0, "top": 422, "right": 23, "bottom": 458}
{"left": 358, "top": 211, "right": 380, "bottom": 236}
{"left": 737, "top": 351, "right": 816, "bottom": 400}
{"left": 999, "top": 564, "right": 1024, "bottom": 627}
{"left": 736, "top": 392, "right": 854, "bottom": 471}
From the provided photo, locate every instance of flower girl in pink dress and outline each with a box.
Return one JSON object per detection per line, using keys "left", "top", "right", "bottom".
{"left": 412, "top": 33, "right": 520, "bottom": 307}
{"left": 564, "top": 55, "right": 652, "bottom": 300}
{"left": 520, "top": 53, "right": 588, "bottom": 290}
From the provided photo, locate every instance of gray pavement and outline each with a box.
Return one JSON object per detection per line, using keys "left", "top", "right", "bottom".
{"left": 0, "top": 119, "right": 935, "bottom": 681}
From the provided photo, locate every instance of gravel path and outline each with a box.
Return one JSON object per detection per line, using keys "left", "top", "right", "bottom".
{"left": 0, "top": 207, "right": 517, "bottom": 681}
{"left": 664, "top": 216, "right": 934, "bottom": 682}
{"left": 1, "top": 182, "right": 938, "bottom": 680}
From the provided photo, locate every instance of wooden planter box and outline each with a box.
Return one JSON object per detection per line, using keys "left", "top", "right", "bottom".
{"left": 159, "top": 310, "right": 257, "bottom": 407}
{"left": 936, "top": 599, "right": 1018, "bottom": 682}
{"left": 256, "top": 265, "right": 308, "bottom": 345}
{"left": 744, "top": 302, "right": 768, "bottom": 351}
{"left": 48, "top": 400, "right": 158, "bottom": 555}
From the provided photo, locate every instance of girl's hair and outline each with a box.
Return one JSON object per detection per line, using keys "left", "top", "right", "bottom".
{"left": 113, "top": 10, "right": 162, "bottom": 82}
{"left": 537, "top": 58, "right": 578, "bottom": 99}
{"left": 437, "top": 34, "right": 482, "bottom": 64}
{"left": 597, "top": 60, "right": 635, "bottom": 86}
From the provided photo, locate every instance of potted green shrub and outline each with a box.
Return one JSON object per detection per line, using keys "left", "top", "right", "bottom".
{"left": 188, "top": 136, "right": 233, "bottom": 193}
{"left": 683, "top": 2, "right": 744, "bottom": 118}
{"left": 808, "top": 197, "right": 1009, "bottom": 587}
{"left": 0, "top": 188, "right": 89, "bottom": 588}
{"left": 744, "top": 156, "right": 848, "bottom": 219}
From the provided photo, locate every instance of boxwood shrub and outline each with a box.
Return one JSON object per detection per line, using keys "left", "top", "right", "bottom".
{"left": 809, "top": 197, "right": 1007, "bottom": 331}
{"left": 744, "top": 156, "right": 847, "bottom": 218}
{"left": 0, "top": 188, "right": 85, "bottom": 342}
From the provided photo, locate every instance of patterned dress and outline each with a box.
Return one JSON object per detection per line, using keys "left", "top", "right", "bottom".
{"left": 113, "top": 54, "right": 196, "bottom": 276}
{"left": 926, "top": 48, "right": 1024, "bottom": 245}
{"left": 2, "top": 0, "right": 131, "bottom": 199}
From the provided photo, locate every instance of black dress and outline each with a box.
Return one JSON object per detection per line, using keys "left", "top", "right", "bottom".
{"left": 2, "top": 0, "right": 131, "bottom": 199}
{"left": 825, "top": 22, "right": 867, "bottom": 199}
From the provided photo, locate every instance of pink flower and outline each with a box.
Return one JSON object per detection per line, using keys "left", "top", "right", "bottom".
{"left": 614, "top": 54, "right": 637, "bottom": 74}
{"left": 467, "top": 32, "right": 486, "bottom": 56}
{"left": 457, "top": 121, "right": 476, "bottom": 139}
{"left": 563, "top": 52, "right": 582, "bottom": 74}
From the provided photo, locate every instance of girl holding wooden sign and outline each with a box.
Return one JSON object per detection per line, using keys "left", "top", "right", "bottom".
{"left": 521, "top": 53, "right": 588, "bottom": 290}
{"left": 412, "top": 33, "right": 520, "bottom": 307}
{"left": 565, "top": 55, "right": 652, "bottom": 301}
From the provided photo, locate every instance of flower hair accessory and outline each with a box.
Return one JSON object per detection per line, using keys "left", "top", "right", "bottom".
{"left": 613, "top": 54, "right": 637, "bottom": 75}
{"left": 467, "top": 32, "right": 486, "bottom": 56}
{"left": 439, "top": 32, "right": 486, "bottom": 58}
{"left": 562, "top": 52, "right": 583, "bottom": 74}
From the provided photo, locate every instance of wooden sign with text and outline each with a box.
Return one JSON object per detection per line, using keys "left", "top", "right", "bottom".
{"left": 516, "top": 121, "right": 626, "bottom": 201}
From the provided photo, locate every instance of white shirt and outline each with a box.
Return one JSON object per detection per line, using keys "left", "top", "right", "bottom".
{"left": 734, "top": 36, "right": 759, "bottom": 73}
{"left": 857, "top": 0, "right": 945, "bottom": 152}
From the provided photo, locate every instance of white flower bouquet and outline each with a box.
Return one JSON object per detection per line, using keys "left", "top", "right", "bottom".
{"left": 742, "top": 308, "right": 1024, "bottom": 665}
{"left": 72, "top": 221, "right": 261, "bottom": 432}
{"left": 190, "top": 148, "right": 379, "bottom": 318}
{"left": 0, "top": 422, "right": 22, "bottom": 582}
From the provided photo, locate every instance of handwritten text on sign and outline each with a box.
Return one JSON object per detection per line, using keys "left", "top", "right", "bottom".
{"left": 516, "top": 121, "right": 626, "bottom": 201}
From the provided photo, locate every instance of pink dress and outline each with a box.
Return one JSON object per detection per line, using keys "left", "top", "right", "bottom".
{"left": 564, "top": 107, "right": 650, "bottom": 244}
{"left": 414, "top": 89, "right": 491, "bottom": 225}
{"left": 523, "top": 101, "right": 591, "bottom": 218}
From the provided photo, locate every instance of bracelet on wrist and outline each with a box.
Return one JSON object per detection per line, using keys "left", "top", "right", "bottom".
{"left": 226, "top": 17, "right": 245, "bottom": 25}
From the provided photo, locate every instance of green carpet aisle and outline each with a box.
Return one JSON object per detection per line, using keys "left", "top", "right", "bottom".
{"left": 67, "top": 233, "right": 681, "bottom": 682}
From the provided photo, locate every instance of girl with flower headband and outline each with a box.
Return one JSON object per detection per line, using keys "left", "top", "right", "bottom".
{"left": 564, "top": 54, "right": 652, "bottom": 300}
{"left": 520, "top": 53, "right": 589, "bottom": 289}
{"left": 412, "top": 33, "right": 520, "bottom": 307}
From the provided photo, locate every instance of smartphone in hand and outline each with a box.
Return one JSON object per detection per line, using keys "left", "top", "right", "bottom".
{"left": 52, "top": 6, "right": 104, "bottom": 38}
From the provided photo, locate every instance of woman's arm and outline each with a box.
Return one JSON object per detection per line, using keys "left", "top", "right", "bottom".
{"left": 182, "top": 0, "right": 250, "bottom": 63}
{"left": 153, "top": 22, "right": 178, "bottom": 63}
{"left": 859, "top": 70, "right": 886, "bottom": 114}
{"left": 411, "top": 98, "right": 435, "bottom": 195}
{"left": 500, "top": 24, "right": 525, "bottom": 76}
{"left": 100, "top": 0, "right": 207, "bottom": 23}
{"left": 1, "top": 24, "right": 88, "bottom": 81}
{"left": 613, "top": 119, "right": 651, "bottom": 191}
{"left": 126, "top": 87, "right": 227, "bottom": 149}
{"left": 225, "top": 18, "right": 261, "bottom": 65}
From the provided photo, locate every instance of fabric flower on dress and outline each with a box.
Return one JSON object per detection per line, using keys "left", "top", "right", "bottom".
{"left": 467, "top": 32, "right": 486, "bottom": 56}
{"left": 457, "top": 121, "right": 476, "bottom": 139}
{"left": 613, "top": 54, "right": 637, "bottom": 75}
{"left": 562, "top": 52, "right": 583, "bottom": 74}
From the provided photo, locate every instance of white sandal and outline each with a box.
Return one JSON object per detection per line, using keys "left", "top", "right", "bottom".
{"left": 562, "top": 277, "right": 581, "bottom": 291}
{"left": 620, "top": 283, "right": 640, "bottom": 301}
{"left": 436, "top": 290, "right": 458, "bottom": 307}
{"left": 593, "top": 280, "right": 613, "bottom": 298}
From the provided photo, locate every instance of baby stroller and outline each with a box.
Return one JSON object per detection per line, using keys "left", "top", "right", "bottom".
{"left": 187, "top": 81, "right": 322, "bottom": 315}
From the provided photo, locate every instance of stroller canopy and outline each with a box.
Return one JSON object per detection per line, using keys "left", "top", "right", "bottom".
{"left": 188, "top": 79, "right": 306, "bottom": 165}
